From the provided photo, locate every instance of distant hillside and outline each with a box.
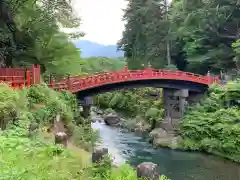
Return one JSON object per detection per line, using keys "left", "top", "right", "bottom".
{"left": 81, "top": 57, "right": 126, "bottom": 73}
{"left": 73, "top": 40, "right": 124, "bottom": 58}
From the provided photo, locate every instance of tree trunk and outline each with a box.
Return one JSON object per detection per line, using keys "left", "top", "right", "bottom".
{"left": 164, "top": 0, "right": 171, "bottom": 65}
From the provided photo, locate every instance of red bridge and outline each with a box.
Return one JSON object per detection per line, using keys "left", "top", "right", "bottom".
{"left": 0, "top": 65, "right": 219, "bottom": 95}
{"left": 0, "top": 64, "right": 220, "bottom": 130}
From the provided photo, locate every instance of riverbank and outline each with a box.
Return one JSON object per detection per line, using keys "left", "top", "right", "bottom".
{"left": 0, "top": 84, "right": 170, "bottom": 179}
{"left": 92, "top": 120, "right": 240, "bottom": 180}
{"left": 93, "top": 108, "right": 184, "bottom": 151}
{"left": 94, "top": 81, "right": 240, "bottom": 164}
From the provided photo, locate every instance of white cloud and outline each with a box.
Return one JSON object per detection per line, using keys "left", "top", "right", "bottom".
{"left": 70, "top": 0, "right": 127, "bottom": 45}
{"left": 64, "top": 0, "right": 172, "bottom": 45}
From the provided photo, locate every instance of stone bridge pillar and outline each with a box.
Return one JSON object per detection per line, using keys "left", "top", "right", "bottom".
{"left": 161, "top": 89, "right": 205, "bottom": 132}
{"left": 161, "top": 89, "right": 188, "bottom": 132}
{"left": 78, "top": 96, "right": 93, "bottom": 118}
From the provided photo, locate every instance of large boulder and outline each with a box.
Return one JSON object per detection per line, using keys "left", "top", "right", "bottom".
{"left": 91, "top": 118, "right": 97, "bottom": 123}
{"left": 96, "top": 109, "right": 104, "bottom": 115}
{"left": 92, "top": 147, "right": 109, "bottom": 163}
{"left": 104, "top": 112, "right": 120, "bottom": 126}
{"left": 136, "top": 162, "right": 160, "bottom": 180}
{"left": 55, "top": 132, "right": 68, "bottom": 147}
{"left": 149, "top": 128, "right": 168, "bottom": 139}
{"left": 149, "top": 128, "right": 183, "bottom": 149}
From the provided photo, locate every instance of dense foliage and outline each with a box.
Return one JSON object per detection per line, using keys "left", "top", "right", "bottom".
{"left": 0, "top": 84, "right": 170, "bottom": 179}
{"left": 95, "top": 88, "right": 164, "bottom": 126}
{"left": 0, "top": 83, "right": 95, "bottom": 149}
{"left": 119, "top": 0, "right": 240, "bottom": 75}
{"left": 180, "top": 81, "right": 240, "bottom": 162}
{"left": 118, "top": 0, "right": 170, "bottom": 69}
{"left": 80, "top": 57, "right": 126, "bottom": 73}
{"left": 1, "top": 0, "right": 83, "bottom": 76}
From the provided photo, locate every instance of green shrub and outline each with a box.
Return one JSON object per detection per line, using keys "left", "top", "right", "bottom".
{"left": 72, "top": 124, "right": 99, "bottom": 151}
{"left": 180, "top": 81, "right": 240, "bottom": 162}
{"left": 0, "top": 84, "right": 29, "bottom": 129}
{"left": 26, "top": 85, "right": 77, "bottom": 125}
{"left": 0, "top": 84, "right": 171, "bottom": 180}
{"left": 95, "top": 88, "right": 164, "bottom": 122}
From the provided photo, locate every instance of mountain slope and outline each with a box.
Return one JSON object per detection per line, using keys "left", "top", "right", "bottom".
{"left": 73, "top": 40, "right": 124, "bottom": 58}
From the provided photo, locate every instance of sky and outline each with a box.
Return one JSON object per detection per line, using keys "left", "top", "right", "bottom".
{"left": 64, "top": 0, "right": 171, "bottom": 45}
{"left": 69, "top": 0, "right": 128, "bottom": 45}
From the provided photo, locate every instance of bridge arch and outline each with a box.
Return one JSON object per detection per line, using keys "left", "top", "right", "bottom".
{"left": 52, "top": 66, "right": 219, "bottom": 131}
{"left": 75, "top": 78, "right": 209, "bottom": 99}
{"left": 53, "top": 66, "right": 219, "bottom": 98}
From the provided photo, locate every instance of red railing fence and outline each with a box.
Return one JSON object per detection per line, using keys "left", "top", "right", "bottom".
{"left": 0, "top": 65, "right": 41, "bottom": 89}
{"left": 0, "top": 65, "right": 220, "bottom": 91}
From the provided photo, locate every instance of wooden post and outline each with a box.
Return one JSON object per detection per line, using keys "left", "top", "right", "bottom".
{"left": 67, "top": 74, "right": 72, "bottom": 91}
{"left": 207, "top": 71, "right": 212, "bottom": 85}
{"left": 26, "top": 70, "right": 31, "bottom": 88}
{"left": 36, "top": 64, "right": 41, "bottom": 84}
{"left": 31, "top": 64, "right": 41, "bottom": 84}
{"left": 124, "top": 65, "right": 128, "bottom": 72}
{"left": 49, "top": 74, "right": 54, "bottom": 88}
{"left": 50, "top": 79, "right": 54, "bottom": 88}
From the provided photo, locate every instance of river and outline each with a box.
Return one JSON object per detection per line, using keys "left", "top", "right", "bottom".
{"left": 91, "top": 111, "right": 240, "bottom": 180}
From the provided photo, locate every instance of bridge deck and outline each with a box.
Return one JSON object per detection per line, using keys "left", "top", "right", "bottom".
{"left": 0, "top": 65, "right": 220, "bottom": 92}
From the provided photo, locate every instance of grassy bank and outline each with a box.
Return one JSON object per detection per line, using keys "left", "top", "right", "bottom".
{"left": 0, "top": 84, "right": 170, "bottom": 179}
{"left": 0, "top": 124, "right": 170, "bottom": 179}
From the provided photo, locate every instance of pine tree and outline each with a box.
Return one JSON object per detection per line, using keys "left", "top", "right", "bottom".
{"left": 118, "top": 0, "right": 171, "bottom": 69}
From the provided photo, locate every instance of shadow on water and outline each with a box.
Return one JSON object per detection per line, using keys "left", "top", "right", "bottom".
{"left": 91, "top": 118, "right": 240, "bottom": 180}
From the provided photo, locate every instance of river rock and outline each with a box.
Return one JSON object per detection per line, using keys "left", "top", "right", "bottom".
{"left": 136, "top": 162, "right": 160, "bottom": 180}
{"left": 134, "top": 121, "right": 150, "bottom": 135}
{"left": 104, "top": 112, "right": 120, "bottom": 126}
{"left": 149, "top": 128, "right": 183, "bottom": 149}
{"left": 149, "top": 128, "right": 168, "bottom": 139}
{"left": 91, "top": 118, "right": 97, "bottom": 123}
{"left": 96, "top": 109, "right": 104, "bottom": 115}
{"left": 55, "top": 132, "right": 68, "bottom": 147}
{"left": 92, "top": 147, "right": 109, "bottom": 163}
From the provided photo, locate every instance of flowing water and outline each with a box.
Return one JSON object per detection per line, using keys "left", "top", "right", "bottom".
{"left": 91, "top": 112, "right": 240, "bottom": 180}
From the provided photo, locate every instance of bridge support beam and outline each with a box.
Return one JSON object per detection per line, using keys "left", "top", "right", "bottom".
{"left": 161, "top": 89, "right": 205, "bottom": 132}
{"left": 161, "top": 89, "right": 188, "bottom": 132}
{"left": 78, "top": 96, "right": 93, "bottom": 118}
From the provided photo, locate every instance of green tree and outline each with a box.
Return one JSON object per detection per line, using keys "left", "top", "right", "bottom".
{"left": 170, "top": 0, "right": 240, "bottom": 74}
{"left": 1, "top": 0, "right": 84, "bottom": 76}
{"left": 232, "top": 40, "right": 240, "bottom": 72}
{"left": 118, "top": 0, "right": 170, "bottom": 69}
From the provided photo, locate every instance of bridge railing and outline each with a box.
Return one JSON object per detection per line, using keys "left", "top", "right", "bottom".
{"left": 0, "top": 65, "right": 41, "bottom": 89}
{"left": 0, "top": 65, "right": 219, "bottom": 91}
{"left": 50, "top": 67, "right": 220, "bottom": 92}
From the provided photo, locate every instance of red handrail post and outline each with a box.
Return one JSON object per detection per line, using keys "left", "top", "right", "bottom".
{"left": 26, "top": 70, "right": 31, "bottom": 88}
{"left": 124, "top": 65, "right": 128, "bottom": 72}
{"left": 212, "top": 76, "right": 220, "bottom": 84}
{"left": 145, "top": 63, "right": 153, "bottom": 77}
{"left": 207, "top": 72, "right": 212, "bottom": 85}
{"left": 50, "top": 79, "right": 54, "bottom": 88}
{"left": 67, "top": 74, "right": 72, "bottom": 91}
{"left": 31, "top": 64, "right": 41, "bottom": 84}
